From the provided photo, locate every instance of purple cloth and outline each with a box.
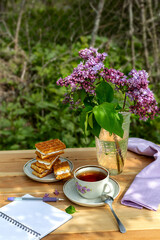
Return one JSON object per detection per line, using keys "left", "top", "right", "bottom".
{"left": 121, "top": 138, "right": 160, "bottom": 211}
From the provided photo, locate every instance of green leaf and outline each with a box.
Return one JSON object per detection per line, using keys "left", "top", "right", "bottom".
{"left": 80, "top": 107, "right": 101, "bottom": 137}
{"left": 0, "top": 119, "right": 11, "bottom": 128}
{"left": 84, "top": 111, "right": 89, "bottom": 133}
{"left": 88, "top": 112, "right": 93, "bottom": 128}
{"left": 73, "top": 89, "right": 86, "bottom": 103}
{"left": 83, "top": 95, "right": 95, "bottom": 107}
{"left": 65, "top": 205, "right": 76, "bottom": 214}
{"left": 79, "top": 89, "right": 86, "bottom": 102}
{"left": 93, "top": 102, "right": 124, "bottom": 138}
{"left": 95, "top": 81, "right": 114, "bottom": 104}
{"left": 89, "top": 115, "right": 101, "bottom": 137}
{"left": 36, "top": 101, "right": 54, "bottom": 109}
{"left": 13, "top": 108, "right": 27, "bottom": 115}
{"left": 80, "top": 106, "right": 93, "bottom": 132}
{"left": 73, "top": 92, "right": 79, "bottom": 102}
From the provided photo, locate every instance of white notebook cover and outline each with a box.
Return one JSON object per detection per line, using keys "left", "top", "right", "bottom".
{"left": 0, "top": 194, "right": 72, "bottom": 240}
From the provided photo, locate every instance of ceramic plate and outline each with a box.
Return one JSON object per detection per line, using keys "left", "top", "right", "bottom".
{"left": 63, "top": 178, "right": 120, "bottom": 207}
{"left": 23, "top": 157, "right": 74, "bottom": 183}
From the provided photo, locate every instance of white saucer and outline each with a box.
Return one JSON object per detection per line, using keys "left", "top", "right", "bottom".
{"left": 63, "top": 178, "right": 120, "bottom": 207}
{"left": 23, "top": 157, "right": 74, "bottom": 183}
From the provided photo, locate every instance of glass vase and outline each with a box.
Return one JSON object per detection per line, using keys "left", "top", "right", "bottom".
{"left": 95, "top": 112, "right": 131, "bottom": 175}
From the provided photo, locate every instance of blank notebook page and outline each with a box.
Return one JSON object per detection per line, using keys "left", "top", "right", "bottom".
{"left": 0, "top": 194, "right": 72, "bottom": 240}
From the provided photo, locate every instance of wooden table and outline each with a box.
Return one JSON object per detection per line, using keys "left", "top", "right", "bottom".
{"left": 0, "top": 148, "right": 160, "bottom": 240}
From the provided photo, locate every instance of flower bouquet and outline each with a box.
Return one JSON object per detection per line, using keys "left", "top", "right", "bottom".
{"left": 57, "top": 47, "right": 159, "bottom": 174}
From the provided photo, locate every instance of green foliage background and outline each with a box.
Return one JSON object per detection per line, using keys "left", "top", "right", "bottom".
{"left": 0, "top": 0, "right": 159, "bottom": 150}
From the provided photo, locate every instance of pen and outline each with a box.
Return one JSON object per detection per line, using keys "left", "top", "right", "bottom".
{"left": 7, "top": 197, "right": 64, "bottom": 202}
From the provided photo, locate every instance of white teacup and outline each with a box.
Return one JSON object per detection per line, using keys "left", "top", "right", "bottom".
{"left": 74, "top": 165, "right": 112, "bottom": 199}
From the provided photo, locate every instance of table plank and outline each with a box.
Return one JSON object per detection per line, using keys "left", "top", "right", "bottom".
{"left": 0, "top": 148, "right": 159, "bottom": 239}
{"left": 43, "top": 230, "right": 160, "bottom": 240}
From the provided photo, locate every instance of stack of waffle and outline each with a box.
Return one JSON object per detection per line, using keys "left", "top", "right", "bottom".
{"left": 31, "top": 139, "right": 66, "bottom": 178}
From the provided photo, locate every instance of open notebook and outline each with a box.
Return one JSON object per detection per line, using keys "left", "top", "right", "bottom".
{"left": 0, "top": 194, "right": 72, "bottom": 240}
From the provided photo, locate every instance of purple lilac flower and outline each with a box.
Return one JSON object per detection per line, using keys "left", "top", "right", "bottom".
{"left": 57, "top": 47, "right": 108, "bottom": 104}
{"left": 79, "top": 47, "right": 107, "bottom": 61}
{"left": 102, "top": 68, "right": 159, "bottom": 120}
{"left": 79, "top": 47, "right": 98, "bottom": 60}
{"left": 92, "top": 62, "right": 104, "bottom": 73}
{"left": 44, "top": 193, "right": 49, "bottom": 197}
{"left": 129, "top": 88, "right": 159, "bottom": 120}
{"left": 127, "top": 69, "right": 149, "bottom": 90}
{"left": 126, "top": 70, "right": 158, "bottom": 120}
{"left": 53, "top": 189, "right": 59, "bottom": 196}
{"left": 57, "top": 47, "right": 159, "bottom": 121}
{"left": 100, "top": 68, "right": 126, "bottom": 89}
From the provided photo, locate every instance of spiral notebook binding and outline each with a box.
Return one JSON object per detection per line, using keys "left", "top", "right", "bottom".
{"left": 0, "top": 212, "right": 41, "bottom": 238}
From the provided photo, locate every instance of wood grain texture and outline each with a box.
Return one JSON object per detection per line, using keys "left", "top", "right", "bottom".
{"left": 0, "top": 148, "right": 159, "bottom": 239}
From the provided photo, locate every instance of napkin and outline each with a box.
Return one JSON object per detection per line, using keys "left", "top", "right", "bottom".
{"left": 121, "top": 137, "right": 160, "bottom": 211}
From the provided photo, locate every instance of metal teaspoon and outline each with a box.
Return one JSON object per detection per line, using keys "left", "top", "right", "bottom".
{"left": 101, "top": 194, "right": 126, "bottom": 233}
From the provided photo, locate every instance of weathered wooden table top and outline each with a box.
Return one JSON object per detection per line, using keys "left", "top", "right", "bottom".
{"left": 0, "top": 148, "right": 160, "bottom": 240}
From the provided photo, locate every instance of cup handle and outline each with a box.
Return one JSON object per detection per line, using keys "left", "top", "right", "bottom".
{"left": 102, "top": 182, "right": 112, "bottom": 195}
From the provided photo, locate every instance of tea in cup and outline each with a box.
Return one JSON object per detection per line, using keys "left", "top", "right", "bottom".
{"left": 74, "top": 165, "right": 112, "bottom": 199}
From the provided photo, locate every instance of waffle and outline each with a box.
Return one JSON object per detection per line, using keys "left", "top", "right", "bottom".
{"left": 53, "top": 161, "right": 71, "bottom": 180}
{"left": 35, "top": 150, "right": 64, "bottom": 159}
{"left": 36, "top": 156, "right": 59, "bottom": 170}
{"left": 31, "top": 162, "right": 53, "bottom": 178}
{"left": 31, "top": 162, "right": 45, "bottom": 174}
{"left": 36, "top": 155, "right": 59, "bottom": 164}
{"left": 35, "top": 139, "right": 66, "bottom": 155}
{"left": 32, "top": 168, "right": 52, "bottom": 178}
